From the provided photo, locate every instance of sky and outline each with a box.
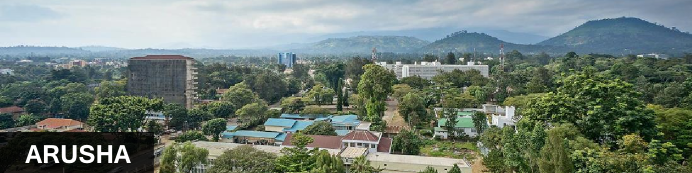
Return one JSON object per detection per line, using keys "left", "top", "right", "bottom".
{"left": 0, "top": 0, "right": 690, "bottom": 49}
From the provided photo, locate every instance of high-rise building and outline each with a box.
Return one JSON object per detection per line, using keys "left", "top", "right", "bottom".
{"left": 278, "top": 52, "right": 297, "bottom": 68}
{"left": 127, "top": 55, "right": 197, "bottom": 108}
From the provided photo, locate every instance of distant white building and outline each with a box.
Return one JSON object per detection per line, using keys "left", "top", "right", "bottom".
{"left": 482, "top": 104, "right": 516, "bottom": 128}
{"left": 637, "top": 53, "right": 670, "bottom": 59}
{"left": 378, "top": 61, "right": 489, "bottom": 79}
{"left": 0, "top": 69, "right": 13, "bottom": 75}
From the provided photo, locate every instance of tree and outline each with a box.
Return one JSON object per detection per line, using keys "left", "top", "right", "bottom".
{"left": 276, "top": 133, "right": 318, "bottom": 172}
{"left": 221, "top": 82, "right": 261, "bottom": 110}
{"left": 483, "top": 149, "right": 507, "bottom": 173}
{"left": 306, "top": 83, "right": 336, "bottom": 105}
{"left": 442, "top": 92, "right": 477, "bottom": 109}
{"left": 24, "top": 99, "right": 46, "bottom": 114}
{"left": 650, "top": 105, "right": 692, "bottom": 157}
{"left": 94, "top": 80, "right": 126, "bottom": 99}
{"left": 445, "top": 52, "right": 457, "bottom": 64}
{"left": 16, "top": 114, "right": 40, "bottom": 127}
{"left": 235, "top": 102, "right": 268, "bottom": 125}
{"left": 311, "top": 150, "right": 346, "bottom": 173}
{"left": 159, "top": 144, "right": 177, "bottom": 173}
{"left": 524, "top": 69, "right": 657, "bottom": 145}
{"left": 281, "top": 97, "right": 306, "bottom": 113}
{"left": 205, "top": 101, "right": 234, "bottom": 118}
{"left": 203, "top": 118, "right": 227, "bottom": 142}
{"left": 165, "top": 103, "right": 189, "bottom": 130}
{"left": 350, "top": 155, "right": 382, "bottom": 173}
{"left": 423, "top": 54, "right": 437, "bottom": 62}
{"left": 419, "top": 166, "right": 438, "bottom": 173}
{"left": 250, "top": 71, "right": 287, "bottom": 103}
{"left": 538, "top": 124, "right": 577, "bottom": 173}
{"left": 0, "top": 113, "right": 15, "bottom": 128}
{"left": 399, "top": 92, "right": 427, "bottom": 126}
{"left": 207, "top": 145, "right": 277, "bottom": 173}
{"left": 443, "top": 108, "right": 459, "bottom": 139}
{"left": 188, "top": 108, "right": 213, "bottom": 128}
{"left": 175, "top": 131, "right": 207, "bottom": 142}
{"left": 400, "top": 76, "right": 431, "bottom": 90}
{"left": 472, "top": 111, "right": 488, "bottom": 134}
{"left": 159, "top": 142, "right": 209, "bottom": 173}
{"left": 145, "top": 120, "right": 164, "bottom": 135}
{"left": 392, "top": 129, "right": 421, "bottom": 155}
{"left": 647, "top": 139, "right": 683, "bottom": 165}
{"left": 301, "top": 105, "right": 331, "bottom": 115}
{"left": 448, "top": 164, "right": 462, "bottom": 173}
{"left": 302, "top": 121, "right": 337, "bottom": 136}
{"left": 466, "top": 85, "right": 488, "bottom": 104}
{"left": 61, "top": 93, "right": 93, "bottom": 120}
{"left": 87, "top": 96, "right": 163, "bottom": 132}
{"left": 392, "top": 84, "right": 415, "bottom": 100}
{"left": 358, "top": 64, "right": 396, "bottom": 130}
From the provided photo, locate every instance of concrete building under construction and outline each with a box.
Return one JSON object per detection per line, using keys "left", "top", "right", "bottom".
{"left": 127, "top": 55, "right": 197, "bottom": 108}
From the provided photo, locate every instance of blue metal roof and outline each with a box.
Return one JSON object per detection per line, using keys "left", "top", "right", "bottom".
{"left": 232, "top": 130, "right": 281, "bottom": 139}
{"left": 331, "top": 115, "right": 360, "bottom": 126}
{"left": 280, "top": 114, "right": 330, "bottom": 119}
{"left": 221, "top": 131, "right": 235, "bottom": 139}
{"left": 275, "top": 133, "right": 288, "bottom": 141}
{"left": 335, "top": 130, "right": 351, "bottom": 136}
{"left": 226, "top": 125, "right": 238, "bottom": 131}
{"left": 264, "top": 118, "right": 296, "bottom": 127}
{"left": 284, "top": 121, "right": 315, "bottom": 132}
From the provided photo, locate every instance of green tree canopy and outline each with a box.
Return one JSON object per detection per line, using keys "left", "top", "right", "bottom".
{"left": 302, "top": 121, "right": 337, "bottom": 136}
{"left": 202, "top": 118, "right": 227, "bottom": 142}
{"left": 87, "top": 96, "right": 163, "bottom": 132}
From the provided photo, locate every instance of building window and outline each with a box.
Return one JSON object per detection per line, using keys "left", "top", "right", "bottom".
{"left": 371, "top": 144, "right": 376, "bottom": 148}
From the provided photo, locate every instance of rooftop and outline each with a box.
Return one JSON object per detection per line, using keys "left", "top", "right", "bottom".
{"left": 280, "top": 114, "right": 331, "bottom": 120}
{"left": 437, "top": 117, "right": 474, "bottom": 128}
{"left": 130, "top": 55, "right": 193, "bottom": 60}
{"left": 343, "top": 130, "right": 380, "bottom": 142}
{"left": 281, "top": 133, "right": 343, "bottom": 149}
{"left": 225, "top": 130, "right": 281, "bottom": 139}
{"left": 366, "top": 153, "right": 468, "bottom": 167}
{"left": 0, "top": 106, "right": 23, "bottom": 113}
{"left": 284, "top": 121, "right": 314, "bottom": 132}
{"left": 264, "top": 118, "right": 296, "bottom": 127}
{"left": 341, "top": 147, "right": 368, "bottom": 158}
{"left": 36, "top": 118, "right": 83, "bottom": 129}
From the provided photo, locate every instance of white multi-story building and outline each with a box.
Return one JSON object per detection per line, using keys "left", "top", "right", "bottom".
{"left": 378, "top": 61, "right": 489, "bottom": 79}
{"left": 637, "top": 53, "right": 670, "bottom": 59}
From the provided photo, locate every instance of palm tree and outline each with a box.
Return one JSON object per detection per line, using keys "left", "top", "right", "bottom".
{"left": 350, "top": 156, "right": 383, "bottom": 173}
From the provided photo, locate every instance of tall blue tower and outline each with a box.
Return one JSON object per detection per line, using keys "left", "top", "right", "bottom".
{"left": 278, "top": 52, "right": 296, "bottom": 68}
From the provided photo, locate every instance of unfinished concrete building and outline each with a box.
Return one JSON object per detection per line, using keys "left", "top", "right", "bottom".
{"left": 127, "top": 55, "right": 197, "bottom": 108}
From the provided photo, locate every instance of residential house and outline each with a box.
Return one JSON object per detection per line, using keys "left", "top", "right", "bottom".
{"left": 434, "top": 116, "right": 477, "bottom": 139}
{"left": 263, "top": 118, "right": 314, "bottom": 133}
{"left": 0, "top": 106, "right": 24, "bottom": 119}
{"left": 36, "top": 118, "right": 84, "bottom": 132}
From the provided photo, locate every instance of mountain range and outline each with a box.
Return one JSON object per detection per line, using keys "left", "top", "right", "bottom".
{"left": 1, "top": 17, "right": 691, "bottom": 58}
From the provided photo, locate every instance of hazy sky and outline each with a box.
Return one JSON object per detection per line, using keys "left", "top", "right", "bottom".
{"left": 0, "top": 0, "right": 690, "bottom": 49}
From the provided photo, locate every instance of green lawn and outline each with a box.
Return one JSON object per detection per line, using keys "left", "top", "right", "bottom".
{"left": 420, "top": 139, "right": 479, "bottom": 160}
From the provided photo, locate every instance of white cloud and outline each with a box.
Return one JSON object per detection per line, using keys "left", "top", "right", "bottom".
{"left": 0, "top": 0, "right": 689, "bottom": 48}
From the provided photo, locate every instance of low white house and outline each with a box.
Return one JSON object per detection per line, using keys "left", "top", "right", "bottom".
{"left": 483, "top": 104, "right": 516, "bottom": 128}
{"left": 434, "top": 116, "right": 477, "bottom": 139}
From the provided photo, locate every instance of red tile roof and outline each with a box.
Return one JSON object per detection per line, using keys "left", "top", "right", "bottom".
{"left": 36, "top": 118, "right": 83, "bottom": 129}
{"left": 282, "top": 133, "right": 343, "bottom": 149}
{"left": 377, "top": 137, "right": 392, "bottom": 153}
{"left": 130, "top": 55, "right": 193, "bottom": 60}
{"left": 343, "top": 130, "right": 379, "bottom": 142}
{"left": 0, "top": 106, "right": 23, "bottom": 114}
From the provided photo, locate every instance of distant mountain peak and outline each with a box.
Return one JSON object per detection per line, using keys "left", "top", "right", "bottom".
{"left": 537, "top": 17, "right": 692, "bottom": 54}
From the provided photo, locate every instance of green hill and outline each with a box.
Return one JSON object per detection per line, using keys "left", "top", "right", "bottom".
{"left": 298, "top": 36, "right": 430, "bottom": 53}
{"left": 419, "top": 31, "right": 551, "bottom": 54}
{"left": 538, "top": 17, "right": 692, "bottom": 54}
